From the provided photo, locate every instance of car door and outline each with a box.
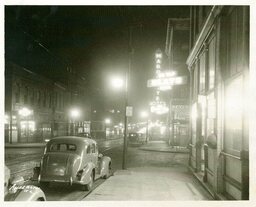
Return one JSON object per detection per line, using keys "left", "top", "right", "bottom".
{"left": 91, "top": 143, "right": 98, "bottom": 166}
{"left": 83, "top": 144, "right": 92, "bottom": 166}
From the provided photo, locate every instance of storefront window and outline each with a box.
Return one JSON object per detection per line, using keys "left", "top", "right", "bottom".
{"left": 193, "top": 62, "right": 199, "bottom": 100}
{"left": 208, "top": 37, "right": 215, "bottom": 90}
{"left": 224, "top": 76, "right": 243, "bottom": 153}
{"left": 191, "top": 103, "right": 197, "bottom": 145}
{"left": 207, "top": 92, "right": 216, "bottom": 137}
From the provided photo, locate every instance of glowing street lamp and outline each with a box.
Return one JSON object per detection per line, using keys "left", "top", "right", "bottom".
{"left": 110, "top": 74, "right": 129, "bottom": 169}
{"left": 111, "top": 77, "right": 124, "bottom": 89}
{"left": 105, "top": 118, "right": 111, "bottom": 124}
{"left": 140, "top": 111, "right": 148, "bottom": 118}
{"left": 70, "top": 108, "right": 80, "bottom": 119}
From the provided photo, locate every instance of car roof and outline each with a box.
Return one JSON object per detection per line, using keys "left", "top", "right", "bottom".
{"left": 48, "top": 136, "right": 96, "bottom": 145}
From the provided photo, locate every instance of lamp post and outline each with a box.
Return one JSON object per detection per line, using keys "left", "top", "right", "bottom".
{"left": 69, "top": 108, "right": 80, "bottom": 136}
{"left": 105, "top": 118, "right": 111, "bottom": 139}
{"left": 108, "top": 26, "right": 134, "bottom": 170}
{"left": 18, "top": 107, "right": 32, "bottom": 142}
{"left": 140, "top": 111, "right": 149, "bottom": 143}
{"left": 110, "top": 75, "right": 129, "bottom": 169}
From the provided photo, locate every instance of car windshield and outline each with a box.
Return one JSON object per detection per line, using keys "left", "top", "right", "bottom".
{"left": 49, "top": 143, "right": 77, "bottom": 152}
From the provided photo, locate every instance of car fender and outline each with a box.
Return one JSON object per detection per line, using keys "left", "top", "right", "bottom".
{"left": 6, "top": 185, "right": 46, "bottom": 201}
{"left": 99, "top": 156, "right": 111, "bottom": 176}
{"left": 80, "top": 162, "right": 95, "bottom": 184}
{"left": 5, "top": 165, "right": 11, "bottom": 196}
{"left": 32, "top": 166, "right": 40, "bottom": 181}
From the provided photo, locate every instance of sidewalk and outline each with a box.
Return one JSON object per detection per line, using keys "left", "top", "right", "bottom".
{"left": 83, "top": 141, "right": 212, "bottom": 201}
{"left": 83, "top": 166, "right": 213, "bottom": 201}
{"left": 139, "top": 141, "right": 189, "bottom": 153}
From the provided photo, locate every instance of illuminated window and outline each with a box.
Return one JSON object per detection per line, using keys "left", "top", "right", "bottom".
{"left": 192, "top": 62, "right": 199, "bottom": 100}
{"left": 224, "top": 76, "right": 243, "bottom": 153}
{"left": 199, "top": 52, "right": 206, "bottom": 93}
{"left": 208, "top": 37, "right": 215, "bottom": 90}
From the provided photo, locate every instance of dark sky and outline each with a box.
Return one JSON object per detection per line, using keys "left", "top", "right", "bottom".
{"left": 5, "top": 6, "right": 190, "bottom": 120}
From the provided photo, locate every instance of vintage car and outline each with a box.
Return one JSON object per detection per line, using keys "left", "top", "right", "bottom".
{"left": 33, "top": 136, "right": 112, "bottom": 191}
{"left": 5, "top": 165, "right": 46, "bottom": 201}
{"left": 128, "top": 132, "right": 146, "bottom": 145}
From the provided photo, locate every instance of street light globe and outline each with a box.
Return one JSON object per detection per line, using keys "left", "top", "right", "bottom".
{"left": 141, "top": 111, "right": 148, "bottom": 118}
{"left": 111, "top": 77, "right": 124, "bottom": 89}
{"left": 70, "top": 108, "right": 80, "bottom": 119}
{"left": 105, "top": 118, "right": 111, "bottom": 124}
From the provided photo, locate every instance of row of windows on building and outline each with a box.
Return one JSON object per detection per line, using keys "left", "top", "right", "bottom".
{"left": 14, "top": 82, "right": 67, "bottom": 110}
{"left": 191, "top": 7, "right": 246, "bottom": 101}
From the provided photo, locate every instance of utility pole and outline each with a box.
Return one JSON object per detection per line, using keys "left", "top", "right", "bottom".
{"left": 122, "top": 26, "right": 133, "bottom": 170}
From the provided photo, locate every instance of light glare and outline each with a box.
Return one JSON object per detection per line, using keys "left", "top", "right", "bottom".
{"left": 111, "top": 77, "right": 124, "bottom": 89}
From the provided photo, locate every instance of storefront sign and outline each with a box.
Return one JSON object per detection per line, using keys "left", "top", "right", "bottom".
{"left": 126, "top": 106, "right": 133, "bottom": 117}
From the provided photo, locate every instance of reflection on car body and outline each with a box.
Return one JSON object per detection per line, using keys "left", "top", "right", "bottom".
{"left": 4, "top": 165, "right": 46, "bottom": 201}
{"left": 33, "top": 136, "right": 112, "bottom": 191}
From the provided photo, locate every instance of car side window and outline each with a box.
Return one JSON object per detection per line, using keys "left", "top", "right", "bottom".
{"left": 95, "top": 144, "right": 98, "bottom": 153}
{"left": 92, "top": 143, "right": 98, "bottom": 153}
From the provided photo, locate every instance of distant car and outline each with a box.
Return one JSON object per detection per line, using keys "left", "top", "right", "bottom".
{"left": 128, "top": 132, "right": 146, "bottom": 144}
{"left": 4, "top": 165, "right": 46, "bottom": 201}
{"left": 33, "top": 136, "right": 112, "bottom": 191}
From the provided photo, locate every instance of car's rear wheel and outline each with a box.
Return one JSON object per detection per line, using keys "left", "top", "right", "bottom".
{"left": 36, "top": 197, "right": 45, "bottom": 201}
{"left": 81, "top": 171, "right": 94, "bottom": 191}
{"left": 103, "top": 163, "right": 111, "bottom": 179}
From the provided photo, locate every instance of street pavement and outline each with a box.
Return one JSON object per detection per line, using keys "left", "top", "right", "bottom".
{"left": 5, "top": 139, "right": 213, "bottom": 201}
{"left": 5, "top": 138, "right": 123, "bottom": 180}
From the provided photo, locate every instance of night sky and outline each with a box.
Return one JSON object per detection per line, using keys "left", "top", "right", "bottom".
{"left": 5, "top": 6, "right": 190, "bottom": 120}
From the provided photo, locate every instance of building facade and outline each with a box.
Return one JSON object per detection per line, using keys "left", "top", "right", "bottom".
{"left": 5, "top": 61, "right": 89, "bottom": 143}
{"left": 187, "top": 6, "right": 249, "bottom": 199}
{"left": 165, "top": 18, "right": 190, "bottom": 147}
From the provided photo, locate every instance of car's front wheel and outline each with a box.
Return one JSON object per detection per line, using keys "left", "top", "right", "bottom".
{"left": 81, "top": 171, "right": 94, "bottom": 191}
{"left": 103, "top": 163, "right": 111, "bottom": 179}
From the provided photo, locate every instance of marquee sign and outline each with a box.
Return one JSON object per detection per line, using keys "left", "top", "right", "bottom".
{"left": 147, "top": 76, "right": 187, "bottom": 88}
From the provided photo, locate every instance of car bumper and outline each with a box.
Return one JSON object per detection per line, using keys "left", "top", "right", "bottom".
{"left": 39, "top": 175, "right": 90, "bottom": 186}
